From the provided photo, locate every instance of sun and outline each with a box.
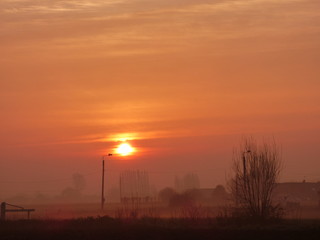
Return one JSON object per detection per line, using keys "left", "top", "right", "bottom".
{"left": 116, "top": 143, "right": 134, "bottom": 156}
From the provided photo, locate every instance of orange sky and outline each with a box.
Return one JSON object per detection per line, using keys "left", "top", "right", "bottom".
{"left": 1, "top": 0, "right": 320, "bottom": 199}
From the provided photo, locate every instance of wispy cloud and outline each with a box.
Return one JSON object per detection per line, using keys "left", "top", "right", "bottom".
{"left": 1, "top": 0, "right": 320, "bottom": 146}
{"left": 1, "top": 0, "right": 319, "bottom": 60}
{"left": 1, "top": 0, "right": 125, "bottom": 13}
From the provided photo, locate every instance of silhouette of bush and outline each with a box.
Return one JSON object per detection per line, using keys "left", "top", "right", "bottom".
{"left": 229, "top": 137, "right": 283, "bottom": 221}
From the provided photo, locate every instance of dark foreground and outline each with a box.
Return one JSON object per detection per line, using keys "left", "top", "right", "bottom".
{"left": 1, "top": 217, "right": 320, "bottom": 240}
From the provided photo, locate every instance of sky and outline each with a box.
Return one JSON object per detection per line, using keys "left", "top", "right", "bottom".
{"left": 1, "top": 0, "right": 320, "bottom": 199}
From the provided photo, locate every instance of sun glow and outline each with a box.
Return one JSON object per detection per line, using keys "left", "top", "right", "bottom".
{"left": 116, "top": 143, "right": 134, "bottom": 156}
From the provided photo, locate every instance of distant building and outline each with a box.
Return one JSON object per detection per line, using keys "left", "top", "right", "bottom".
{"left": 273, "top": 181, "right": 320, "bottom": 206}
{"left": 169, "top": 185, "right": 230, "bottom": 206}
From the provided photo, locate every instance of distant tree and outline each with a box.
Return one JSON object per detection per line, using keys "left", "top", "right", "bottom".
{"left": 175, "top": 173, "right": 200, "bottom": 192}
{"left": 230, "top": 137, "right": 282, "bottom": 220}
{"left": 72, "top": 173, "right": 86, "bottom": 191}
{"left": 61, "top": 187, "right": 81, "bottom": 201}
{"left": 34, "top": 192, "right": 48, "bottom": 203}
{"left": 59, "top": 173, "right": 86, "bottom": 202}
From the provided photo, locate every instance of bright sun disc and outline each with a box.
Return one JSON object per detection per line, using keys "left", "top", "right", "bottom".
{"left": 116, "top": 143, "right": 134, "bottom": 156}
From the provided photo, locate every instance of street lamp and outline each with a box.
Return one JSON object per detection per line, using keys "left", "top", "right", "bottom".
{"left": 242, "top": 150, "right": 251, "bottom": 178}
{"left": 101, "top": 153, "right": 113, "bottom": 211}
{"left": 235, "top": 150, "right": 251, "bottom": 207}
{"left": 242, "top": 150, "right": 251, "bottom": 195}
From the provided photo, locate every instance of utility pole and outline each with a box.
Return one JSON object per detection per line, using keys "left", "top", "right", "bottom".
{"left": 101, "top": 158, "right": 105, "bottom": 210}
{"left": 101, "top": 154, "right": 112, "bottom": 211}
{"left": 242, "top": 154, "right": 246, "bottom": 180}
{"left": 242, "top": 150, "right": 251, "bottom": 196}
{"left": 243, "top": 150, "right": 251, "bottom": 179}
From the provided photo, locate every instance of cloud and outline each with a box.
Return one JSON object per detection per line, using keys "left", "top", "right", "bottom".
{"left": 1, "top": 0, "right": 320, "bottom": 146}
{"left": 0, "top": 0, "right": 319, "bottom": 65}
{"left": 2, "top": 0, "right": 319, "bottom": 47}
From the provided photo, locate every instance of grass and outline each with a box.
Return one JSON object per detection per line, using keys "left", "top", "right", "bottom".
{"left": 1, "top": 217, "right": 320, "bottom": 240}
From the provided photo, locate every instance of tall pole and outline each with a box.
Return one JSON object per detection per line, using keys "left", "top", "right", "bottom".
{"left": 101, "top": 154, "right": 112, "bottom": 211}
{"left": 242, "top": 150, "right": 251, "bottom": 198}
{"left": 243, "top": 150, "right": 251, "bottom": 179}
{"left": 101, "top": 159, "right": 105, "bottom": 210}
{"left": 242, "top": 153, "right": 246, "bottom": 180}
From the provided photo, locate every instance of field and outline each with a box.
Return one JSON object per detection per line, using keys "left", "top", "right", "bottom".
{"left": 1, "top": 203, "right": 320, "bottom": 240}
{"left": 4, "top": 202, "right": 320, "bottom": 220}
{"left": 1, "top": 217, "right": 320, "bottom": 240}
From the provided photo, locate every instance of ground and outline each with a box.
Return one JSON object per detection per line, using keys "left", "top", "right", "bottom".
{"left": 1, "top": 217, "right": 320, "bottom": 240}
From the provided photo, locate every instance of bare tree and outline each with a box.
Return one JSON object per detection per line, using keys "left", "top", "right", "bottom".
{"left": 230, "top": 137, "right": 282, "bottom": 220}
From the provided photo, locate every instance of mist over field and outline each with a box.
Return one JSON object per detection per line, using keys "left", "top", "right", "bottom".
{"left": 1, "top": 3, "right": 320, "bottom": 239}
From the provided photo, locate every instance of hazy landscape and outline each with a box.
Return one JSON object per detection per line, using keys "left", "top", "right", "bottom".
{"left": 1, "top": 0, "right": 320, "bottom": 239}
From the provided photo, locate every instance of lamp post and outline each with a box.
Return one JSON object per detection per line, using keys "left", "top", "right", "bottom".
{"left": 242, "top": 150, "right": 251, "bottom": 179}
{"left": 101, "top": 153, "right": 113, "bottom": 211}
{"left": 242, "top": 150, "right": 251, "bottom": 196}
